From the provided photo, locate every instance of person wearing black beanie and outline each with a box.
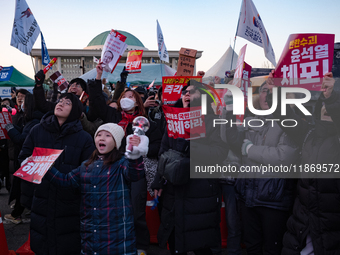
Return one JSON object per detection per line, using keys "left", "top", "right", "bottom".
{"left": 56, "top": 93, "right": 83, "bottom": 125}
{"left": 68, "top": 78, "right": 87, "bottom": 96}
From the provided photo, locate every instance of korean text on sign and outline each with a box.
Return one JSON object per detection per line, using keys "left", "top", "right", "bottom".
{"left": 162, "top": 105, "right": 206, "bottom": 140}
{"left": 274, "top": 34, "right": 335, "bottom": 91}
{"left": 162, "top": 76, "right": 202, "bottom": 106}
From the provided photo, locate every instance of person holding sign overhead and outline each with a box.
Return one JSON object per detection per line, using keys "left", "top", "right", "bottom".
{"left": 18, "top": 92, "right": 95, "bottom": 255}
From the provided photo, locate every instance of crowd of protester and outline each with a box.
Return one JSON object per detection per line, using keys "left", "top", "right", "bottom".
{"left": 0, "top": 61, "right": 339, "bottom": 255}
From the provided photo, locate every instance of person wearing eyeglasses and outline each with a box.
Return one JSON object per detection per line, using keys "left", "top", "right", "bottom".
{"left": 33, "top": 70, "right": 88, "bottom": 114}
{"left": 18, "top": 92, "right": 95, "bottom": 255}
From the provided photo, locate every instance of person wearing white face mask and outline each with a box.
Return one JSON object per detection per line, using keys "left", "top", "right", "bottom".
{"left": 88, "top": 63, "right": 163, "bottom": 255}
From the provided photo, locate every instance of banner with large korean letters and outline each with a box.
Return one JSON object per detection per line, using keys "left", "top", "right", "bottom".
{"left": 162, "top": 105, "right": 206, "bottom": 140}
{"left": 162, "top": 76, "right": 202, "bottom": 106}
{"left": 101, "top": 29, "right": 128, "bottom": 73}
{"left": 126, "top": 50, "right": 143, "bottom": 73}
{"left": 273, "top": 33, "right": 335, "bottom": 91}
{"left": 14, "top": 147, "right": 63, "bottom": 184}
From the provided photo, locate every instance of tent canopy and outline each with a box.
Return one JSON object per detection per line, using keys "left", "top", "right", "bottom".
{"left": 203, "top": 46, "right": 238, "bottom": 83}
{"left": 80, "top": 63, "right": 176, "bottom": 85}
{"left": 0, "top": 66, "right": 35, "bottom": 87}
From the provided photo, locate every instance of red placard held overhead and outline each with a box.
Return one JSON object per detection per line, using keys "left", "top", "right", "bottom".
{"left": 126, "top": 50, "right": 143, "bottom": 73}
{"left": 162, "top": 76, "right": 202, "bottom": 106}
{"left": 273, "top": 33, "right": 335, "bottom": 91}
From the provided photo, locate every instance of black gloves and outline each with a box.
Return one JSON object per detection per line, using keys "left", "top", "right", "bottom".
{"left": 35, "top": 70, "right": 45, "bottom": 85}
{"left": 120, "top": 66, "right": 129, "bottom": 84}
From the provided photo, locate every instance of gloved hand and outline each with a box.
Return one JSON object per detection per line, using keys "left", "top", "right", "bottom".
{"left": 224, "top": 89, "right": 233, "bottom": 111}
{"left": 120, "top": 66, "right": 129, "bottom": 84}
{"left": 125, "top": 134, "right": 149, "bottom": 159}
{"left": 241, "top": 139, "right": 253, "bottom": 156}
{"left": 4, "top": 123, "right": 14, "bottom": 132}
{"left": 35, "top": 70, "right": 45, "bottom": 86}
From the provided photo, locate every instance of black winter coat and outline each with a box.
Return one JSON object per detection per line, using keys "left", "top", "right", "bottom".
{"left": 19, "top": 112, "right": 95, "bottom": 255}
{"left": 7, "top": 110, "right": 44, "bottom": 204}
{"left": 152, "top": 105, "right": 228, "bottom": 253}
{"left": 273, "top": 91, "right": 340, "bottom": 255}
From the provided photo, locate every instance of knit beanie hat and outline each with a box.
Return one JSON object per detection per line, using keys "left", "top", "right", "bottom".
{"left": 69, "top": 78, "right": 87, "bottom": 94}
{"left": 58, "top": 93, "right": 83, "bottom": 124}
{"left": 94, "top": 123, "right": 125, "bottom": 149}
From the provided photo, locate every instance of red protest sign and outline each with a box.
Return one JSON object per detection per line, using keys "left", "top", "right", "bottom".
{"left": 162, "top": 105, "right": 206, "bottom": 140}
{"left": 13, "top": 147, "right": 63, "bottom": 184}
{"left": 101, "top": 29, "right": 128, "bottom": 73}
{"left": 273, "top": 33, "right": 335, "bottom": 91}
{"left": 79, "top": 91, "right": 89, "bottom": 104}
{"left": 162, "top": 76, "right": 202, "bottom": 106}
{"left": 126, "top": 50, "right": 143, "bottom": 73}
{"left": 233, "top": 44, "right": 247, "bottom": 88}
{"left": 50, "top": 71, "right": 69, "bottom": 92}
{"left": 0, "top": 112, "right": 12, "bottom": 140}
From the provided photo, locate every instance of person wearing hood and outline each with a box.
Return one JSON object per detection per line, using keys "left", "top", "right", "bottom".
{"left": 221, "top": 77, "right": 300, "bottom": 255}
{"left": 18, "top": 92, "right": 95, "bottom": 255}
{"left": 269, "top": 72, "right": 340, "bottom": 255}
{"left": 33, "top": 70, "right": 89, "bottom": 114}
{"left": 4, "top": 93, "right": 44, "bottom": 224}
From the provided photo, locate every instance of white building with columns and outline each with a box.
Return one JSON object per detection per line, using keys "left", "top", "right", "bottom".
{"left": 31, "top": 30, "right": 202, "bottom": 82}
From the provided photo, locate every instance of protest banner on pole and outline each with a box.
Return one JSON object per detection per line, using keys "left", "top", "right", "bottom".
{"left": 236, "top": 61, "right": 252, "bottom": 123}
{"left": 14, "top": 147, "right": 63, "bottom": 184}
{"left": 126, "top": 50, "right": 143, "bottom": 73}
{"left": 0, "top": 67, "right": 14, "bottom": 82}
{"left": 0, "top": 112, "right": 13, "bottom": 140}
{"left": 273, "top": 34, "right": 335, "bottom": 91}
{"left": 162, "top": 105, "right": 206, "bottom": 140}
{"left": 101, "top": 29, "right": 128, "bottom": 73}
{"left": 162, "top": 76, "right": 202, "bottom": 106}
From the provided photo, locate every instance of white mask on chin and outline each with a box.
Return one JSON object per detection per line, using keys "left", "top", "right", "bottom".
{"left": 120, "top": 98, "right": 135, "bottom": 111}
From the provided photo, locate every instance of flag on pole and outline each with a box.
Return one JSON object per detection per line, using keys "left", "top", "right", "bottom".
{"left": 11, "top": 0, "right": 41, "bottom": 55}
{"left": 236, "top": 0, "right": 276, "bottom": 66}
{"left": 41, "top": 32, "right": 50, "bottom": 66}
{"left": 156, "top": 20, "right": 169, "bottom": 63}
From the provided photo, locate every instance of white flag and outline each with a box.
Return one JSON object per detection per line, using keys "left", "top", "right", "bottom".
{"left": 11, "top": 0, "right": 41, "bottom": 55}
{"left": 236, "top": 0, "right": 276, "bottom": 66}
{"left": 156, "top": 20, "right": 169, "bottom": 63}
{"left": 93, "top": 56, "right": 99, "bottom": 64}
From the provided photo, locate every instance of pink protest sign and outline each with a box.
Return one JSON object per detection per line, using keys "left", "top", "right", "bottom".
{"left": 273, "top": 33, "right": 335, "bottom": 91}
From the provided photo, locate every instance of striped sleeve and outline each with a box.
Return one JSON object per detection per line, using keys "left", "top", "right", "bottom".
{"left": 123, "top": 156, "right": 145, "bottom": 182}
{"left": 45, "top": 166, "right": 81, "bottom": 188}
